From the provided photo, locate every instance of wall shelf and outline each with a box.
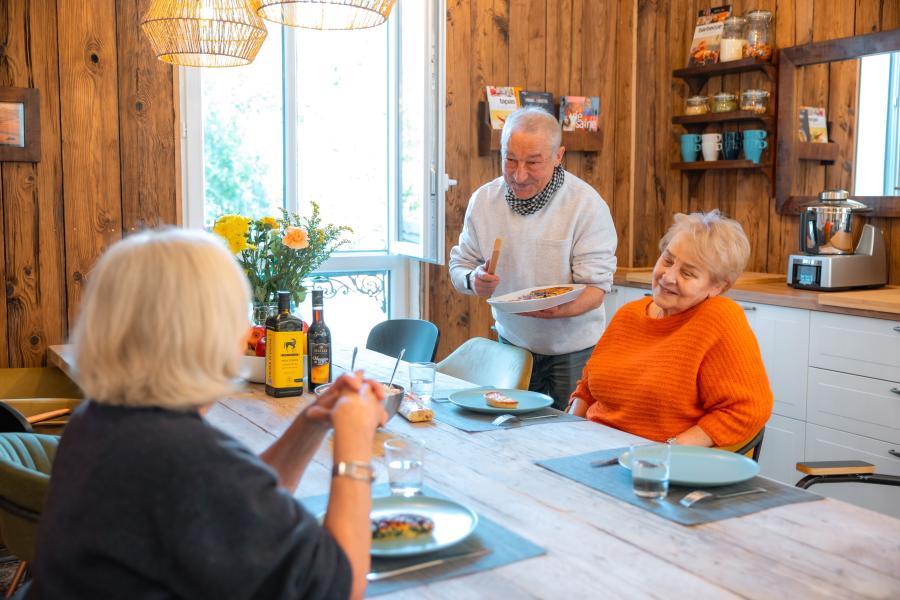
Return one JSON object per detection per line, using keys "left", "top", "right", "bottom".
{"left": 795, "top": 141, "right": 839, "bottom": 164}
{"left": 673, "top": 58, "right": 777, "bottom": 96}
{"left": 672, "top": 110, "right": 774, "bottom": 133}
{"left": 672, "top": 159, "right": 768, "bottom": 171}
{"left": 476, "top": 101, "right": 602, "bottom": 156}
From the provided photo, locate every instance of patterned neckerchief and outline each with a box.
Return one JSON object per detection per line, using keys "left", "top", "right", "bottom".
{"left": 504, "top": 166, "right": 565, "bottom": 216}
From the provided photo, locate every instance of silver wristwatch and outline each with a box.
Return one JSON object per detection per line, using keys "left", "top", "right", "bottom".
{"left": 332, "top": 461, "right": 376, "bottom": 482}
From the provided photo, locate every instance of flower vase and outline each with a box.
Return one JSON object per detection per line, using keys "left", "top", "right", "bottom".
{"left": 251, "top": 302, "right": 278, "bottom": 327}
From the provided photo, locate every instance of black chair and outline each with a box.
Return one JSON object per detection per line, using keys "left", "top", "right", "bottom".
{"left": 795, "top": 460, "right": 900, "bottom": 490}
{"left": 365, "top": 319, "right": 440, "bottom": 363}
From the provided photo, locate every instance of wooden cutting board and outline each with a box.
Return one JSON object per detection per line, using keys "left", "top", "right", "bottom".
{"left": 817, "top": 287, "right": 900, "bottom": 314}
{"left": 624, "top": 270, "right": 784, "bottom": 285}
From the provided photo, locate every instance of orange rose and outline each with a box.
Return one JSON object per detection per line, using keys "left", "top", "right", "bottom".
{"left": 283, "top": 226, "right": 309, "bottom": 250}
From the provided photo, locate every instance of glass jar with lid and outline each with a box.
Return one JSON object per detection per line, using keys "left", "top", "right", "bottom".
{"left": 740, "top": 89, "right": 770, "bottom": 113}
{"left": 711, "top": 92, "right": 738, "bottom": 113}
{"left": 744, "top": 10, "right": 774, "bottom": 61}
{"left": 720, "top": 16, "right": 747, "bottom": 62}
{"left": 684, "top": 95, "right": 710, "bottom": 115}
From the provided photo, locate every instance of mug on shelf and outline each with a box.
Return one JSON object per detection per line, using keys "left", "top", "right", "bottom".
{"left": 722, "top": 131, "right": 741, "bottom": 160}
{"left": 743, "top": 129, "right": 768, "bottom": 164}
{"left": 700, "top": 133, "right": 722, "bottom": 162}
{"left": 680, "top": 133, "right": 702, "bottom": 162}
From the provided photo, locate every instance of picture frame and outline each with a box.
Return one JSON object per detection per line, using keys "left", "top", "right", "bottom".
{"left": 0, "top": 87, "right": 40, "bottom": 162}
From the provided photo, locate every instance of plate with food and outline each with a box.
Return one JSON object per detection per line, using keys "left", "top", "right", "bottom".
{"left": 618, "top": 445, "right": 759, "bottom": 487}
{"left": 487, "top": 284, "right": 585, "bottom": 314}
{"left": 368, "top": 496, "right": 478, "bottom": 557}
{"left": 448, "top": 388, "right": 553, "bottom": 415}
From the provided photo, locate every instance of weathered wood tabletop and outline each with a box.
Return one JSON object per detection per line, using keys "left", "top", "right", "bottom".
{"left": 49, "top": 344, "right": 900, "bottom": 599}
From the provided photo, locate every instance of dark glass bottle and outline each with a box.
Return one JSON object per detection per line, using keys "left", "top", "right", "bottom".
{"left": 265, "top": 291, "right": 305, "bottom": 397}
{"left": 307, "top": 290, "right": 332, "bottom": 392}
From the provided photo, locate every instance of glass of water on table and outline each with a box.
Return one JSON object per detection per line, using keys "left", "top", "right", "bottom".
{"left": 630, "top": 443, "right": 671, "bottom": 500}
{"left": 408, "top": 362, "right": 436, "bottom": 404}
{"left": 384, "top": 437, "right": 425, "bottom": 497}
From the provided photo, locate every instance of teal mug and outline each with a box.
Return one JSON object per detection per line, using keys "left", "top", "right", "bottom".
{"left": 680, "top": 134, "right": 702, "bottom": 162}
{"left": 743, "top": 130, "right": 768, "bottom": 164}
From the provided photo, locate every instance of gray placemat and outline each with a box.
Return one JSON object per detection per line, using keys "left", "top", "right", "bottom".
{"left": 535, "top": 447, "right": 823, "bottom": 526}
{"left": 430, "top": 400, "right": 583, "bottom": 432}
{"left": 301, "top": 485, "right": 545, "bottom": 596}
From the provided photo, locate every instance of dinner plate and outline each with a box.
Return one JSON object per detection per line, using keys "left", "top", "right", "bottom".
{"left": 368, "top": 496, "right": 478, "bottom": 557}
{"left": 618, "top": 445, "right": 759, "bottom": 487}
{"left": 448, "top": 388, "right": 553, "bottom": 415}
{"left": 487, "top": 284, "right": 586, "bottom": 314}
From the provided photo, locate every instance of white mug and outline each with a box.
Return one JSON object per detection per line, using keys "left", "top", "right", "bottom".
{"left": 701, "top": 133, "right": 722, "bottom": 161}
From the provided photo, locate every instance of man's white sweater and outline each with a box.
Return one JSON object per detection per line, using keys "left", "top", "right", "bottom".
{"left": 449, "top": 171, "right": 618, "bottom": 355}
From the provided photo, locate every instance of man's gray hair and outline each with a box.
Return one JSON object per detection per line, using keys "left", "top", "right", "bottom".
{"left": 500, "top": 107, "right": 562, "bottom": 154}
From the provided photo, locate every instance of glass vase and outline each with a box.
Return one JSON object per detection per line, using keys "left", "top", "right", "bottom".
{"left": 251, "top": 302, "right": 278, "bottom": 327}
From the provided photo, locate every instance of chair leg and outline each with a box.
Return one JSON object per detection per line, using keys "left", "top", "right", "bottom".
{"left": 5, "top": 561, "right": 26, "bottom": 599}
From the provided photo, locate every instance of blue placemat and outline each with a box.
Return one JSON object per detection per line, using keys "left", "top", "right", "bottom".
{"left": 535, "top": 447, "right": 823, "bottom": 526}
{"left": 301, "top": 485, "right": 545, "bottom": 596}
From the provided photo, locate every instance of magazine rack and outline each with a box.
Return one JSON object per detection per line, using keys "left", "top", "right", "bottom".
{"left": 477, "top": 101, "right": 603, "bottom": 156}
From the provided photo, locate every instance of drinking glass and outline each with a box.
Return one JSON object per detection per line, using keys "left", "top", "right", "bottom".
{"left": 408, "top": 362, "right": 436, "bottom": 404}
{"left": 630, "top": 443, "right": 671, "bottom": 500}
{"left": 384, "top": 437, "right": 425, "bottom": 497}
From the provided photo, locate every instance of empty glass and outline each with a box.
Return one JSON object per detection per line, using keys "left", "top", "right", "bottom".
{"left": 384, "top": 437, "right": 425, "bottom": 497}
{"left": 408, "top": 362, "right": 436, "bottom": 404}
{"left": 630, "top": 443, "right": 671, "bottom": 500}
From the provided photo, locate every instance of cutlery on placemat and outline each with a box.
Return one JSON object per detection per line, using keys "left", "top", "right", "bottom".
{"left": 492, "top": 413, "right": 560, "bottom": 426}
{"left": 679, "top": 487, "right": 768, "bottom": 507}
{"left": 366, "top": 548, "right": 491, "bottom": 582}
{"left": 590, "top": 457, "right": 620, "bottom": 468}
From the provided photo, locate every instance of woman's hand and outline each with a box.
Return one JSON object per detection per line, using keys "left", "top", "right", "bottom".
{"left": 304, "top": 371, "right": 385, "bottom": 425}
{"left": 331, "top": 382, "right": 388, "bottom": 443}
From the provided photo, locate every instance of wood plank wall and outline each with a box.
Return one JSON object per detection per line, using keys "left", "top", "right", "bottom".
{"left": 0, "top": 0, "right": 178, "bottom": 367}
{"left": 428, "top": 0, "right": 900, "bottom": 360}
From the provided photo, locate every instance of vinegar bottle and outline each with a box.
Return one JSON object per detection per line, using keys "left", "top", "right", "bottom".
{"left": 307, "top": 290, "right": 332, "bottom": 392}
{"left": 265, "top": 291, "right": 305, "bottom": 397}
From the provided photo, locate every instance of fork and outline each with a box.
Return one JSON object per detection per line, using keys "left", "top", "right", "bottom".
{"left": 492, "top": 413, "right": 560, "bottom": 426}
{"left": 679, "top": 487, "right": 767, "bottom": 507}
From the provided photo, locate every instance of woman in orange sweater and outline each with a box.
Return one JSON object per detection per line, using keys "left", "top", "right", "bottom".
{"left": 569, "top": 210, "right": 773, "bottom": 447}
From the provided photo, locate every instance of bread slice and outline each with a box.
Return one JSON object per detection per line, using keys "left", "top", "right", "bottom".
{"left": 484, "top": 391, "right": 519, "bottom": 409}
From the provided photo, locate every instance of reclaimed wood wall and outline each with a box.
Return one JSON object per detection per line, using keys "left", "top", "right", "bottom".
{"left": 428, "top": 0, "right": 900, "bottom": 360}
{"left": 0, "top": 0, "right": 178, "bottom": 367}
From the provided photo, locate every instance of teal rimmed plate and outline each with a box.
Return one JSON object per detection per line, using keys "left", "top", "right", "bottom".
{"left": 368, "top": 496, "right": 478, "bottom": 557}
{"left": 448, "top": 388, "right": 553, "bottom": 415}
{"left": 618, "top": 445, "right": 759, "bottom": 487}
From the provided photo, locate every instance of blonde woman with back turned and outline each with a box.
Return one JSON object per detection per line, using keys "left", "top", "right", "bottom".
{"left": 570, "top": 211, "right": 773, "bottom": 448}
{"left": 28, "top": 229, "right": 385, "bottom": 600}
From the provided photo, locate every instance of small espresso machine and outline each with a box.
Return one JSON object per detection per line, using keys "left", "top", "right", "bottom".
{"left": 787, "top": 189, "right": 887, "bottom": 291}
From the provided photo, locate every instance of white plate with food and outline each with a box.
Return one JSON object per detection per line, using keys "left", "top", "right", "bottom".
{"left": 448, "top": 388, "right": 553, "bottom": 415}
{"left": 368, "top": 496, "right": 478, "bottom": 557}
{"left": 487, "top": 284, "right": 585, "bottom": 314}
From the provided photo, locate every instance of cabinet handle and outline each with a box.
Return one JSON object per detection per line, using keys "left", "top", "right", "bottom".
{"left": 609, "top": 288, "right": 619, "bottom": 294}
{"left": 892, "top": 387, "right": 900, "bottom": 396}
{"left": 643, "top": 293, "right": 652, "bottom": 297}
{"left": 890, "top": 449, "right": 900, "bottom": 459}
{"left": 741, "top": 305, "right": 757, "bottom": 311}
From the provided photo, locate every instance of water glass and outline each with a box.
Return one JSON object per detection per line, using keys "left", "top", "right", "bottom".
{"left": 408, "top": 362, "right": 436, "bottom": 404}
{"left": 630, "top": 443, "right": 671, "bottom": 500}
{"left": 384, "top": 437, "right": 425, "bottom": 497}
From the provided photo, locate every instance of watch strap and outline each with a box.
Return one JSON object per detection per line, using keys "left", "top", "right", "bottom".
{"left": 332, "top": 461, "right": 376, "bottom": 482}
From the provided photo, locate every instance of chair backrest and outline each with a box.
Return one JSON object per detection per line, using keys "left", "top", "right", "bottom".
{"left": 436, "top": 337, "right": 533, "bottom": 390}
{"left": 0, "top": 433, "right": 58, "bottom": 562}
{"left": 366, "top": 319, "right": 440, "bottom": 363}
{"left": 717, "top": 427, "right": 765, "bottom": 463}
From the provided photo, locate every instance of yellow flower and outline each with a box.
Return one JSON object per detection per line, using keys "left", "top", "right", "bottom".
{"left": 259, "top": 216, "right": 279, "bottom": 230}
{"left": 283, "top": 226, "right": 309, "bottom": 250}
{"left": 213, "top": 215, "right": 252, "bottom": 254}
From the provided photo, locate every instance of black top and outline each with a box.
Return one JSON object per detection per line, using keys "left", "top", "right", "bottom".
{"left": 28, "top": 401, "right": 350, "bottom": 600}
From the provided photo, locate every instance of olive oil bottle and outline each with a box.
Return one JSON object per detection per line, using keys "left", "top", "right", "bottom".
{"left": 265, "top": 291, "right": 305, "bottom": 397}
{"left": 307, "top": 290, "right": 332, "bottom": 392}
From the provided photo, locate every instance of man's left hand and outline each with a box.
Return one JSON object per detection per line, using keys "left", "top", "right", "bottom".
{"left": 520, "top": 301, "right": 576, "bottom": 319}
{"left": 520, "top": 287, "right": 606, "bottom": 319}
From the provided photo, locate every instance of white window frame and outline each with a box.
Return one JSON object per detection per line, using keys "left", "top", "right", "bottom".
{"left": 178, "top": 2, "right": 446, "bottom": 318}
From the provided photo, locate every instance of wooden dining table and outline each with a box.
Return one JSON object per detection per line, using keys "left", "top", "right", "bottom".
{"left": 48, "top": 343, "right": 900, "bottom": 598}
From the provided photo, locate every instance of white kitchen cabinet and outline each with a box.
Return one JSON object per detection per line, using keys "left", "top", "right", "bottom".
{"left": 758, "top": 414, "right": 806, "bottom": 485}
{"left": 805, "top": 423, "right": 900, "bottom": 520}
{"left": 736, "top": 301, "right": 810, "bottom": 421}
{"left": 807, "top": 367, "right": 900, "bottom": 444}
{"left": 809, "top": 311, "right": 900, "bottom": 382}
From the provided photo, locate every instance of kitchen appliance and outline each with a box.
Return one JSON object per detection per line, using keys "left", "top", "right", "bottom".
{"left": 787, "top": 190, "right": 887, "bottom": 290}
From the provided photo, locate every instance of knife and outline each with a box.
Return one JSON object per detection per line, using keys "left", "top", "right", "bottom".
{"left": 590, "top": 457, "right": 620, "bottom": 468}
{"left": 366, "top": 548, "right": 490, "bottom": 582}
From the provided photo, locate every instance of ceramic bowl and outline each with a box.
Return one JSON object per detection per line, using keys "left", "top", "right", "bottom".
{"left": 314, "top": 381, "right": 405, "bottom": 421}
{"left": 239, "top": 355, "right": 266, "bottom": 384}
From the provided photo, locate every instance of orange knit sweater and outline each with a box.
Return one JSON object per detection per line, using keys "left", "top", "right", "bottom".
{"left": 572, "top": 296, "right": 773, "bottom": 446}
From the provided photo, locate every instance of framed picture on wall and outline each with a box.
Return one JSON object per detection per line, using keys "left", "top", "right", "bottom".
{"left": 0, "top": 87, "right": 40, "bottom": 162}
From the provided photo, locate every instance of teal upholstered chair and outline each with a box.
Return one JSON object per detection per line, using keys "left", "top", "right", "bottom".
{"left": 366, "top": 319, "right": 440, "bottom": 363}
{"left": 0, "top": 433, "right": 58, "bottom": 596}
{"left": 436, "top": 337, "right": 533, "bottom": 390}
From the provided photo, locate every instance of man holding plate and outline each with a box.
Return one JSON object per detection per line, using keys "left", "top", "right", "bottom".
{"left": 449, "top": 107, "right": 617, "bottom": 409}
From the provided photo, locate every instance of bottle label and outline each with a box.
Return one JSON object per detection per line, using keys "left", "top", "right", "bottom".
{"left": 266, "top": 329, "right": 305, "bottom": 389}
{"left": 310, "top": 342, "right": 330, "bottom": 382}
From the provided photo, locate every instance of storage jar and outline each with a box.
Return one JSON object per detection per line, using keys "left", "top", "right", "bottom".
{"left": 740, "top": 89, "right": 770, "bottom": 114}
{"left": 684, "top": 95, "right": 710, "bottom": 115}
{"left": 711, "top": 92, "right": 738, "bottom": 113}
{"left": 720, "top": 16, "right": 747, "bottom": 62}
{"left": 744, "top": 10, "right": 774, "bottom": 61}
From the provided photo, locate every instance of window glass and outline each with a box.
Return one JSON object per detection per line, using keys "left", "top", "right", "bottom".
{"left": 302, "top": 272, "right": 389, "bottom": 343}
{"left": 398, "top": 0, "right": 426, "bottom": 244}
{"left": 201, "top": 27, "right": 284, "bottom": 226}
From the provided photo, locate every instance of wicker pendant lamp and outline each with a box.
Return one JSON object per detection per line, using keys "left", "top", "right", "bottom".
{"left": 141, "top": 0, "right": 268, "bottom": 67}
{"left": 256, "top": 0, "right": 395, "bottom": 30}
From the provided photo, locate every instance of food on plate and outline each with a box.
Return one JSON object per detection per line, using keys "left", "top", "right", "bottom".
{"left": 399, "top": 394, "right": 434, "bottom": 423}
{"left": 371, "top": 513, "right": 435, "bottom": 540}
{"left": 515, "top": 286, "right": 573, "bottom": 301}
{"left": 484, "top": 391, "right": 519, "bottom": 409}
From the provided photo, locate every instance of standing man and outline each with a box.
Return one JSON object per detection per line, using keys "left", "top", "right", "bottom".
{"left": 449, "top": 107, "right": 617, "bottom": 410}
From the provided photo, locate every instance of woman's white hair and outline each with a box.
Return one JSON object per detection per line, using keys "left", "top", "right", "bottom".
{"left": 500, "top": 106, "right": 562, "bottom": 153}
{"left": 659, "top": 210, "right": 750, "bottom": 290}
{"left": 72, "top": 228, "right": 251, "bottom": 410}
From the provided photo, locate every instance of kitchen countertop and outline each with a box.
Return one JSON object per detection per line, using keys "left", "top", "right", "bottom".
{"left": 613, "top": 272, "right": 900, "bottom": 320}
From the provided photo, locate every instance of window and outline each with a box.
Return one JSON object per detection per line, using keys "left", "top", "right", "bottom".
{"left": 854, "top": 51, "right": 900, "bottom": 196}
{"left": 180, "top": 2, "right": 446, "bottom": 332}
